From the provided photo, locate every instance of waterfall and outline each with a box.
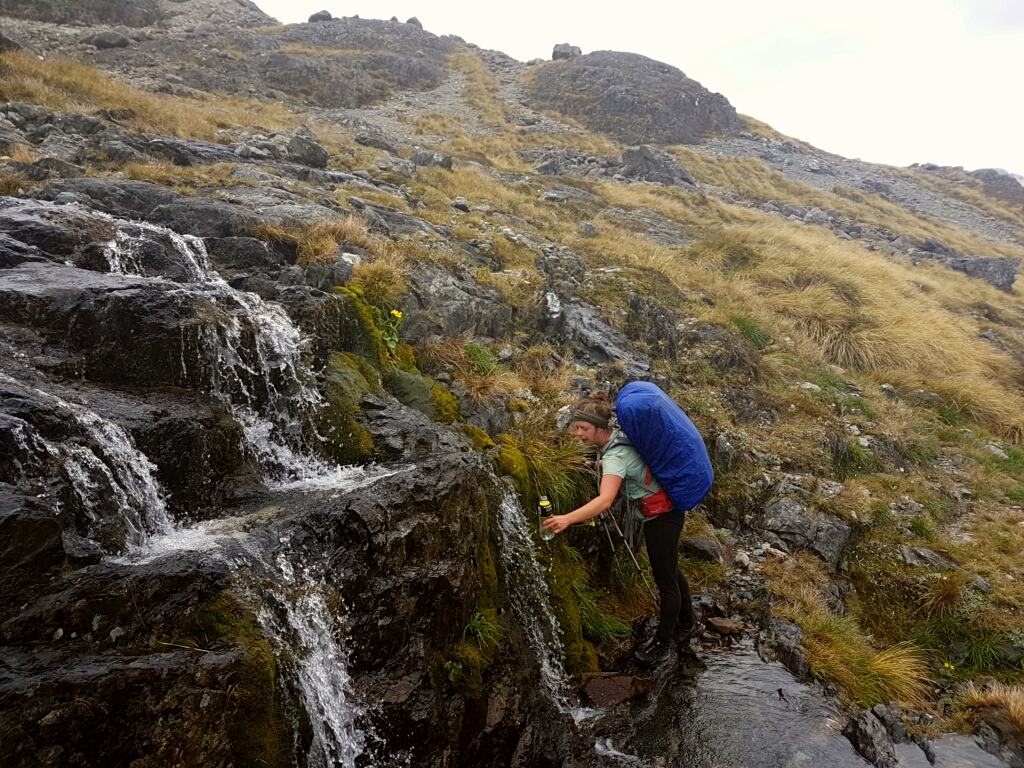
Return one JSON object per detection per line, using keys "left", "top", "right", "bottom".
{"left": 0, "top": 372, "right": 171, "bottom": 547}
{"left": 258, "top": 545, "right": 366, "bottom": 768}
{"left": 495, "top": 490, "right": 599, "bottom": 724}
{"left": 99, "top": 216, "right": 347, "bottom": 485}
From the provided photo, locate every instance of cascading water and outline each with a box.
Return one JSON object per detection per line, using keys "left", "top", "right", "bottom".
{"left": 0, "top": 372, "right": 171, "bottom": 547}
{"left": 99, "top": 216, "right": 335, "bottom": 484}
{"left": 495, "top": 489, "right": 599, "bottom": 724}
{"left": 93, "top": 210, "right": 412, "bottom": 764}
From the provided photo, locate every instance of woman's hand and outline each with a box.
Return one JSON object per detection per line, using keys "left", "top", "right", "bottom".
{"left": 541, "top": 515, "right": 572, "bottom": 535}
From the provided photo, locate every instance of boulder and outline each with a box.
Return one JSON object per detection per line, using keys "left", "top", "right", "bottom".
{"left": 842, "top": 710, "right": 897, "bottom": 768}
{"left": 356, "top": 132, "right": 399, "bottom": 154}
{"left": 761, "top": 497, "right": 851, "bottom": 565}
{"left": 552, "top": 43, "right": 582, "bottom": 60}
{"left": 83, "top": 31, "right": 132, "bottom": 50}
{"left": 0, "top": 30, "right": 24, "bottom": 52}
{"left": 543, "top": 299, "right": 651, "bottom": 381}
{"left": 621, "top": 145, "right": 696, "bottom": 187}
{"left": 349, "top": 197, "right": 437, "bottom": 238}
{"left": 411, "top": 149, "right": 453, "bottom": 170}
{"left": 287, "top": 134, "right": 329, "bottom": 169}
{"left": 308, "top": 9, "right": 332, "bottom": 22}
{"left": 900, "top": 545, "right": 958, "bottom": 570}
{"left": 406, "top": 16, "right": 422, "bottom": 28}
{"left": 679, "top": 537, "right": 731, "bottom": 566}
{"left": 705, "top": 617, "right": 745, "bottom": 636}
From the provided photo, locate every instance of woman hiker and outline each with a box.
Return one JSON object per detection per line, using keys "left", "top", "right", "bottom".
{"left": 541, "top": 391, "right": 703, "bottom": 665}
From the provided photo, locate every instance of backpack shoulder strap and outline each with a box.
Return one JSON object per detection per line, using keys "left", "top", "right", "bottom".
{"left": 600, "top": 431, "right": 632, "bottom": 456}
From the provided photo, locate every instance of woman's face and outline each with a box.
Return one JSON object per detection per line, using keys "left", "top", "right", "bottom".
{"left": 574, "top": 421, "right": 609, "bottom": 447}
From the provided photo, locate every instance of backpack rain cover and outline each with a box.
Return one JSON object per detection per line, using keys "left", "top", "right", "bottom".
{"left": 614, "top": 381, "right": 714, "bottom": 512}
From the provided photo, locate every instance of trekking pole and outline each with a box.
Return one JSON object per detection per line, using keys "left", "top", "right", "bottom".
{"left": 603, "top": 509, "right": 658, "bottom": 601}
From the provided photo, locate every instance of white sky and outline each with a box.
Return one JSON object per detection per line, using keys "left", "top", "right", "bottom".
{"left": 252, "top": 0, "right": 1024, "bottom": 175}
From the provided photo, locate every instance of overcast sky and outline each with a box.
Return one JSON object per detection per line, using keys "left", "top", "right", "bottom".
{"left": 253, "top": 0, "right": 1024, "bottom": 175}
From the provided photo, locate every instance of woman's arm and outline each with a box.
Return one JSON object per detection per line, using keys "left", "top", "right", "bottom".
{"left": 541, "top": 474, "right": 623, "bottom": 535}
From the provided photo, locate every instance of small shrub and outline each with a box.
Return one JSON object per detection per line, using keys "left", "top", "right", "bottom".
{"left": 464, "top": 342, "right": 502, "bottom": 376}
{"left": 909, "top": 517, "right": 935, "bottom": 541}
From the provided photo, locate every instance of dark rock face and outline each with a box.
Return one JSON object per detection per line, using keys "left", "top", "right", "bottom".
{"left": 402, "top": 263, "right": 515, "bottom": 342}
{"left": 621, "top": 145, "right": 696, "bottom": 187}
{"left": 842, "top": 710, "right": 897, "bottom": 768}
{"left": 969, "top": 168, "right": 1024, "bottom": 208}
{"left": 527, "top": 51, "right": 742, "bottom": 144}
{"left": 308, "top": 9, "right": 332, "bottom": 22}
{"left": 0, "top": 0, "right": 162, "bottom": 27}
{"left": 761, "top": 497, "right": 851, "bottom": 565}
{"left": 552, "top": 43, "right": 582, "bottom": 60}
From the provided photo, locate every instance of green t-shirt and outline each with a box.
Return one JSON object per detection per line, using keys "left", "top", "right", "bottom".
{"left": 601, "top": 429, "right": 661, "bottom": 502}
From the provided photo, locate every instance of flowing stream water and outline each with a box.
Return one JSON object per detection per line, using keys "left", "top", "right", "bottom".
{"left": 89, "top": 213, "right": 408, "bottom": 765}
{"left": 495, "top": 489, "right": 599, "bottom": 725}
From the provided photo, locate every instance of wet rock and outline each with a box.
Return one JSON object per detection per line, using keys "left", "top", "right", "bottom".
{"left": 843, "top": 710, "right": 897, "bottom": 768}
{"left": 541, "top": 299, "right": 651, "bottom": 380}
{"left": 581, "top": 673, "right": 652, "bottom": 706}
{"left": 0, "top": 486, "right": 64, "bottom": 597}
{"left": 402, "top": 264, "right": 514, "bottom": 342}
{"left": 625, "top": 292, "right": 679, "bottom": 359}
{"left": 705, "top": 617, "right": 745, "bottom": 636}
{"left": 303, "top": 251, "right": 359, "bottom": 290}
{"left": 37, "top": 179, "right": 260, "bottom": 238}
{"left": 410, "top": 149, "right": 453, "bottom": 170}
{"left": 349, "top": 197, "right": 437, "bottom": 238}
{"left": 871, "top": 703, "right": 909, "bottom": 743}
{"left": 204, "top": 237, "right": 289, "bottom": 272}
{"left": 679, "top": 537, "right": 731, "bottom": 566}
{"left": 758, "top": 616, "right": 810, "bottom": 679}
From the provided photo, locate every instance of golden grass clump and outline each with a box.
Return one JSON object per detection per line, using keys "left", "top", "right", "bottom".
{"left": 958, "top": 682, "right": 1024, "bottom": 731}
{"left": 0, "top": 170, "right": 35, "bottom": 195}
{"left": 420, "top": 334, "right": 524, "bottom": 404}
{"left": 0, "top": 51, "right": 325, "bottom": 143}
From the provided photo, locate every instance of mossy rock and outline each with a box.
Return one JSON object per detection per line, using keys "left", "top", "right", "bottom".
{"left": 431, "top": 383, "right": 460, "bottom": 424}
{"left": 493, "top": 436, "right": 528, "bottom": 492}
{"left": 175, "top": 593, "right": 289, "bottom": 768}
{"left": 461, "top": 423, "right": 495, "bottom": 451}
{"left": 383, "top": 368, "right": 436, "bottom": 417}
{"left": 394, "top": 343, "right": 419, "bottom": 373}
{"left": 330, "top": 287, "right": 390, "bottom": 368}
{"left": 315, "top": 352, "right": 375, "bottom": 464}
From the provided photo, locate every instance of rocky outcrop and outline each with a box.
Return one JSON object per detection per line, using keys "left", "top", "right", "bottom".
{"left": 526, "top": 51, "right": 742, "bottom": 144}
{"left": 0, "top": 0, "right": 162, "bottom": 27}
{"left": 761, "top": 497, "right": 851, "bottom": 566}
{"left": 523, "top": 145, "right": 698, "bottom": 190}
{"left": 843, "top": 710, "right": 897, "bottom": 768}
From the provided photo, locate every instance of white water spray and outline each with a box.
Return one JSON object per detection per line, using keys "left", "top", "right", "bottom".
{"left": 495, "top": 490, "right": 599, "bottom": 724}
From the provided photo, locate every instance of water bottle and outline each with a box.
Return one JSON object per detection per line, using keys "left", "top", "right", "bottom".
{"left": 538, "top": 496, "right": 555, "bottom": 540}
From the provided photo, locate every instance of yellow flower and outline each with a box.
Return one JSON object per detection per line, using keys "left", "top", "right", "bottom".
{"left": 391, "top": 309, "right": 403, "bottom": 319}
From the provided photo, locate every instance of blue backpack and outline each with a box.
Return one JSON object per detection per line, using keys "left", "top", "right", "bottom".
{"left": 613, "top": 381, "right": 714, "bottom": 512}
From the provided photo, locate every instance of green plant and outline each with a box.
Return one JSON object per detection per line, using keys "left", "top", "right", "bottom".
{"left": 462, "top": 611, "right": 503, "bottom": 649}
{"left": 444, "top": 660, "right": 463, "bottom": 683}
{"left": 909, "top": 518, "right": 935, "bottom": 541}
{"left": 464, "top": 342, "right": 502, "bottom": 375}
{"left": 371, "top": 307, "right": 403, "bottom": 357}
{"left": 731, "top": 316, "right": 772, "bottom": 349}
{"left": 572, "top": 578, "right": 631, "bottom": 644}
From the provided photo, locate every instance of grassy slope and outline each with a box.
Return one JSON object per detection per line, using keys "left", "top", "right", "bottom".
{"left": 4, "top": 48, "right": 1024, "bottom": 719}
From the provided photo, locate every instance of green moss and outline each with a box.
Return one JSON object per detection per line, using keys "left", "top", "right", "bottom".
{"left": 176, "top": 593, "right": 288, "bottom": 768}
{"left": 431, "top": 383, "right": 460, "bottom": 424}
{"left": 540, "top": 542, "right": 599, "bottom": 675}
{"left": 394, "top": 343, "right": 419, "bottom": 372}
{"left": 493, "top": 436, "right": 529, "bottom": 493}
{"left": 331, "top": 287, "right": 390, "bottom": 368}
{"left": 315, "top": 352, "right": 375, "bottom": 464}
{"left": 461, "top": 423, "right": 495, "bottom": 451}
{"left": 340, "top": 352, "right": 380, "bottom": 392}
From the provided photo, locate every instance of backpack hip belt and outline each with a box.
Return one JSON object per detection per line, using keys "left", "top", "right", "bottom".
{"left": 638, "top": 488, "right": 673, "bottom": 518}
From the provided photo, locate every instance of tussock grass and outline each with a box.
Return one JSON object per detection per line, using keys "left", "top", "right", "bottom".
{"left": 764, "top": 554, "right": 930, "bottom": 707}
{"left": 420, "top": 335, "right": 523, "bottom": 404}
{"left": 906, "top": 168, "right": 1024, "bottom": 233}
{"left": 0, "top": 171, "right": 36, "bottom": 195}
{"left": 0, "top": 51, "right": 336, "bottom": 144}
{"left": 958, "top": 683, "right": 1024, "bottom": 730}
{"left": 668, "top": 146, "right": 1024, "bottom": 260}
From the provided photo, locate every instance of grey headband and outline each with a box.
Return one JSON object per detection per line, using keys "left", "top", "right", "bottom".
{"left": 571, "top": 409, "right": 610, "bottom": 429}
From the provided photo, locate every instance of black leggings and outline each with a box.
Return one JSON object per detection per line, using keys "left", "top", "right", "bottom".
{"left": 643, "top": 510, "right": 695, "bottom": 641}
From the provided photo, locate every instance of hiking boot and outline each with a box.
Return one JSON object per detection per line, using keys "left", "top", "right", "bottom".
{"left": 673, "top": 620, "right": 704, "bottom": 644}
{"left": 634, "top": 636, "right": 673, "bottom": 665}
